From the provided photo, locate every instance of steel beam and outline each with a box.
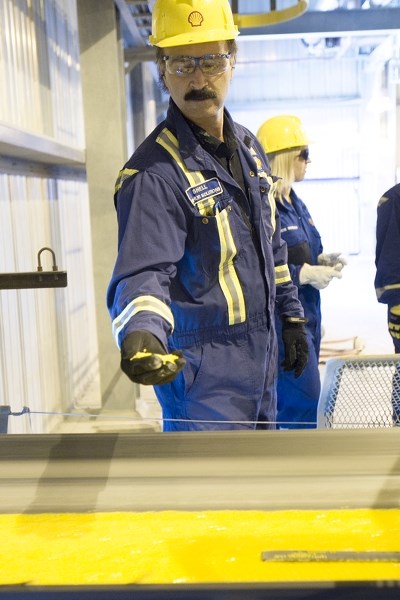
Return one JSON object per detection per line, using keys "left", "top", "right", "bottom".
{"left": 1, "top": 429, "right": 400, "bottom": 513}
{"left": 240, "top": 8, "right": 400, "bottom": 37}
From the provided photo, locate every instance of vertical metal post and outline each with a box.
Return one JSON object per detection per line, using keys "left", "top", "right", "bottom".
{"left": 0, "top": 406, "right": 11, "bottom": 434}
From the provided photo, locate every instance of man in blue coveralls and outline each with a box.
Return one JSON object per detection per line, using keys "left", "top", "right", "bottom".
{"left": 107, "top": 0, "right": 309, "bottom": 431}
{"left": 375, "top": 182, "right": 400, "bottom": 355}
{"left": 375, "top": 183, "right": 400, "bottom": 424}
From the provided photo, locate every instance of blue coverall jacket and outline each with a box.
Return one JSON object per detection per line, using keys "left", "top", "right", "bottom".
{"left": 107, "top": 99, "right": 304, "bottom": 430}
{"left": 274, "top": 188, "right": 323, "bottom": 428}
{"left": 375, "top": 183, "right": 400, "bottom": 353}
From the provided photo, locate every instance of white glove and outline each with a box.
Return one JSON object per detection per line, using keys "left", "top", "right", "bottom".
{"left": 318, "top": 252, "right": 347, "bottom": 271}
{"left": 299, "top": 263, "right": 342, "bottom": 290}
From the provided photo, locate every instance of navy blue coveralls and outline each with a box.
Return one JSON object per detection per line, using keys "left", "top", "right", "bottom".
{"left": 274, "top": 189, "right": 323, "bottom": 429}
{"left": 375, "top": 183, "right": 400, "bottom": 423}
{"left": 107, "top": 99, "right": 304, "bottom": 431}
{"left": 375, "top": 183, "right": 400, "bottom": 354}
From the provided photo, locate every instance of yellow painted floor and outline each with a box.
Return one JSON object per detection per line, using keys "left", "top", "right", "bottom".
{"left": 1, "top": 509, "right": 400, "bottom": 586}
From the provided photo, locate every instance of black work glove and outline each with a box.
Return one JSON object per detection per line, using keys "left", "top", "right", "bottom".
{"left": 281, "top": 317, "right": 309, "bottom": 378}
{"left": 120, "top": 330, "right": 185, "bottom": 385}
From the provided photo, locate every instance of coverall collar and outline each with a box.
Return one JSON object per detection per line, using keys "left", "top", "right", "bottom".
{"left": 278, "top": 188, "right": 301, "bottom": 212}
{"left": 165, "top": 98, "right": 240, "bottom": 172}
{"left": 187, "top": 117, "right": 239, "bottom": 160}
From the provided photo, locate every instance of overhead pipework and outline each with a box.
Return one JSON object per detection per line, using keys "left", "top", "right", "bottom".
{"left": 231, "top": 0, "right": 309, "bottom": 28}
{"left": 117, "top": 0, "right": 400, "bottom": 70}
{"left": 121, "top": 0, "right": 310, "bottom": 47}
{"left": 119, "top": 0, "right": 310, "bottom": 71}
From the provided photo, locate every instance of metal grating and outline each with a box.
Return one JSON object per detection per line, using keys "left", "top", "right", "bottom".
{"left": 317, "top": 355, "right": 400, "bottom": 429}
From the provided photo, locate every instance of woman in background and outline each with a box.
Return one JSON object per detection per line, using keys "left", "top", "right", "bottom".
{"left": 257, "top": 115, "right": 346, "bottom": 428}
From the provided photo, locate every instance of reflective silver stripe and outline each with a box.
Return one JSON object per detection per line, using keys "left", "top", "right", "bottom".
{"left": 115, "top": 168, "right": 139, "bottom": 193}
{"left": 275, "top": 264, "right": 291, "bottom": 285}
{"left": 376, "top": 283, "right": 400, "bottom": 300}
{"left": 378, "top": 195, "right": 390, "bottom": 208}
{"left": 112, "top": 295, "right": 174, "bottom": 347}
{"left": 156, "top": 128, "right": 246, "bottom": 325}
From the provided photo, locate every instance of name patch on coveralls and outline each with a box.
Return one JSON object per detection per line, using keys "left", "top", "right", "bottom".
{"left": 281, "top": 225, "right": 299, "bottom": 233}
{"left": 186, "top": 178, "right": 223, "bottom": 205}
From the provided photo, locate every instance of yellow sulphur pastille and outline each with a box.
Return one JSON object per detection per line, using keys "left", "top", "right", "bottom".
{"left": 130, "top": 351, "right": 180, "bottom": 364}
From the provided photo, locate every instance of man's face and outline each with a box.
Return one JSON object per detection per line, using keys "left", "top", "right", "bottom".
{"left": 161, "top": 41, "right": 234, "bottom": 125}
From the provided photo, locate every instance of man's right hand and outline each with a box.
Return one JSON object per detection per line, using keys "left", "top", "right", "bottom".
{"left": 120, "top": 330, "right": 185, "bottom": 385}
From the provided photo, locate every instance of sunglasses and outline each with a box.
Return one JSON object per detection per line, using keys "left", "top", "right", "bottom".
{"left": 297, "top": 148, "right": 310, "bottom": 161}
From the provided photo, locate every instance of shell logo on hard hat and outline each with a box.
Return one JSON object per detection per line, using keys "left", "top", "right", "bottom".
{"left": 188, "top": 11, "right": 203, "bottom": 27}
{"left": 149, "top": 0, "right": 239, "bottom": 47}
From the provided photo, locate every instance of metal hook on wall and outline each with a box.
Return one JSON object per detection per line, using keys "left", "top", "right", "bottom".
{"left": 37, "top": 247, "right": 59, "bottom": 272}
{"left": 0, "top": 247, "right": 67, "bottom": 289}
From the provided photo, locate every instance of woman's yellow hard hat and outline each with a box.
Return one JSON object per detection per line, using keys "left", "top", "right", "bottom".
{"left": 257, "top": 115, "right": 309, "bottom": 154}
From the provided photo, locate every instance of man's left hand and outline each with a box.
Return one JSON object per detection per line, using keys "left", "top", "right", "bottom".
{"left": 281, "top": 317, "right": 309, "bottom": 378}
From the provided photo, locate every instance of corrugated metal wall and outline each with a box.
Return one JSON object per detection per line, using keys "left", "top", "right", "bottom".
{"left": 0, "top": 0, "right": 100, "bottom": 433}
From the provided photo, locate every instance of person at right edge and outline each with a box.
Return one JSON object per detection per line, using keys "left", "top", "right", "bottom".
{"left": 257, "top": 115, "right": 346, "bottom": 429}
{"left": 375, "top": 182, "right": 400, "bottom": 425}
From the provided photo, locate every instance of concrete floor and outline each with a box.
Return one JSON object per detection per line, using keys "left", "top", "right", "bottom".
{"left": 56, "top": 253, "right": 395, "bottom": 434}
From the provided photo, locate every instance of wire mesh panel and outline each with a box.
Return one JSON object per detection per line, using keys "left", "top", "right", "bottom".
{"left": 317, "top": 355, "right": 400, "bottom": 429}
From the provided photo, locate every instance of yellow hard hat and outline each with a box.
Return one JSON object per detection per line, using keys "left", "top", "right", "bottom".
{"left": 257, "top": 115, "right": 309, "bottom": 154}
{"left": 149, "top": 0, "right": 239, "bottom": 48}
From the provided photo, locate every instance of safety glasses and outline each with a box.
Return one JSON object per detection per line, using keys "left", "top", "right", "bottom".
{"left": 297, "top": 148, "right": 310, "bottom": 161}
{"left": 162, "top": 53, "right": 232, "bottom": 76}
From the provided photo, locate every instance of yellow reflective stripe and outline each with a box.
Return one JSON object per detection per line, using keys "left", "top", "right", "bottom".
{"left": 196, "top": 197, "right": 215, "bottom": 216}
{"left": 390, "top": 304, "right": 400, "bottom": 316}
{"left": 248, "top": 146, "right": 276, "bottom": 233}
{"left": 275, "top": 264, "right": 291, "bottom": 285}
{"left": 389, "top": 305, "right": 400, "bottom": 339}
{"left": 112, "top": 295, "right": 174, "bottom": 348}
{"left": 266, "top": 175, "right": 277, "bottom": 234}
{"left": 376, "top": 283, "right": 400, "bottom": 300}
{"left": 156, "top": 127, "right": 245, "bottom": 325}
{"left": 115, "top": 168, "right": 139, "bottom": 193}
{"left": 157, "top": 129, "right": 215, "bottom": 216}
{"left": 157, "top": 129, "right": 200, "bottom": 187}
{"left": 216, "top": 210, "right": 246, "bottom": 324}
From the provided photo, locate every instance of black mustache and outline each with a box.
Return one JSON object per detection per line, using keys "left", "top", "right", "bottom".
{"left": 184, "top": 88, "right": 216, "bottom": 101}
